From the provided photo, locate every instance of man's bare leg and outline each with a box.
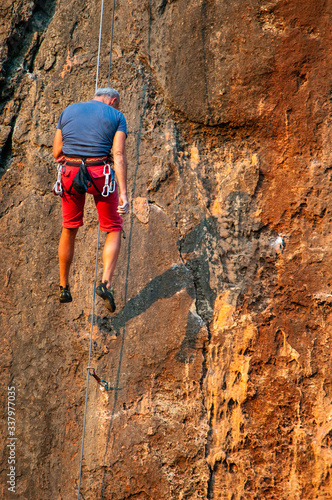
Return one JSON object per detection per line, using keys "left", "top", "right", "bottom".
{"left": 102, "top": 231, "right": 121, "bottom": 288}
{"left": 59, "top": 227, "right": 79, "bottom": 287}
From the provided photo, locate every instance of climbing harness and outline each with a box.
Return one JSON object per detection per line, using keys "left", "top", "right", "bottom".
{"left": 53, "top": 156, "right": 115, "bottom": 197}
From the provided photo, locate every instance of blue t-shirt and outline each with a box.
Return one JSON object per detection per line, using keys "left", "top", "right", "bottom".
{"left": 56, "top": 100, "right": 127, "bottom": 156}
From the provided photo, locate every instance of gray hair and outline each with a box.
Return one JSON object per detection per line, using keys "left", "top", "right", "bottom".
{"left": 94, "top": 87, "right": 120, "bottom": 100}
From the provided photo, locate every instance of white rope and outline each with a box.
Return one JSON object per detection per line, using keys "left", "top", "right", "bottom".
{"left": 77, "top": 228, "right": 100, "bottom": 499}
{"left": 108, "top": 0, "right": 116, "bottom": 86}
{"left": 95, "top": 0, "right": 105, "bottom": 93}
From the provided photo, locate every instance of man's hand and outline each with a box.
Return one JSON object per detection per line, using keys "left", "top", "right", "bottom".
{"left": 117, "top": 194, "right": 129, "bottom": 215}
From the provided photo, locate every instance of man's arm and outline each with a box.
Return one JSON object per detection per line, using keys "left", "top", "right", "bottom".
{"left": 53, "top": 129, "right": 63, "bottom": 159}
{"left": 112, "top": 130, "right": 129, "bottom": 215}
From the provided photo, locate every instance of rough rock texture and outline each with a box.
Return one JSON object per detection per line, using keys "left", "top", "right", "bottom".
{"left": 0, "top": 0, "right": 331, "bottom": 499}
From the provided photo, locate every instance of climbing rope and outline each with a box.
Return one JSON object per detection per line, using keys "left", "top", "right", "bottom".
{"left": 95, "top": 0, "right": 105, "bottom": 94}
{"left": 108, "top": 0, "right": 116, "bottom": 86}
{"left": 77, "top": 0, "right": 116, "bottom": 498}
{"left": 77, "top": 228, "right": 100, "bottom": 500}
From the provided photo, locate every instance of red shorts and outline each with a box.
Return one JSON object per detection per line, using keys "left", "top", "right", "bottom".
{"left": 60, "top": 165, "right": 123, "bottom": 232}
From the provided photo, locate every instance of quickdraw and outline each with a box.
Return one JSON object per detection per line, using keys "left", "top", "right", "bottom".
{"left": 87, "top": 367, "right": 120, "bottom": 391}
{"left": 53, "top": 162, "right": 64, "bottom": 196}
{"left": 102, "top": 163, "right": 115, "bottom": 197}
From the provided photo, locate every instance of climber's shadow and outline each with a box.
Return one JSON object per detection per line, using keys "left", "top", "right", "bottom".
{"left": 91, "top": 218, "right": 218, "bottom": 363}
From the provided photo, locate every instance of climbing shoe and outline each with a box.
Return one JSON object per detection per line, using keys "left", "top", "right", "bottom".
{"left": 59, "top": 285, "right": 72, "bottom": 303}
{"left": 96, "top": 282, "right": 116, "bottom": 312}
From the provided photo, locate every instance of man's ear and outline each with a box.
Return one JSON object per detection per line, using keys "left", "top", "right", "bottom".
{"left": 111, "top": 97, "right": 119, "bottom": 109}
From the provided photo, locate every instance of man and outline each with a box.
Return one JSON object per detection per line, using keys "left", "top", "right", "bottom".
{"left": 52, "top": 87, "right": 129, "bottom": 312}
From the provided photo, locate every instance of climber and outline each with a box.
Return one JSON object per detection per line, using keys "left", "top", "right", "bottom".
{"left": 52, "top": 87, "right": 129, "bottom": 312}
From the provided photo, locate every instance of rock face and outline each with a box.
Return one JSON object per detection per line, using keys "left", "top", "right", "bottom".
{"left": 0, "top": 0, "right": 331, "bottom": 499}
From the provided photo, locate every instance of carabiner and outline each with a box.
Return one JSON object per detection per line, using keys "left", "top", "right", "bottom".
{"left": 109, "top": 169, "right": 115, "bottom": 193}
{"left": 109, "top": 180, "right": 115, "bottom": 193}
{"left": 52, "top": 163, "right": 64, "bottom": 196}
{"left": 103, "top": 163, "right": 111, "bottom": 175}
{"left": 53, "top": 180, "right": 63, "bottom": 195}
